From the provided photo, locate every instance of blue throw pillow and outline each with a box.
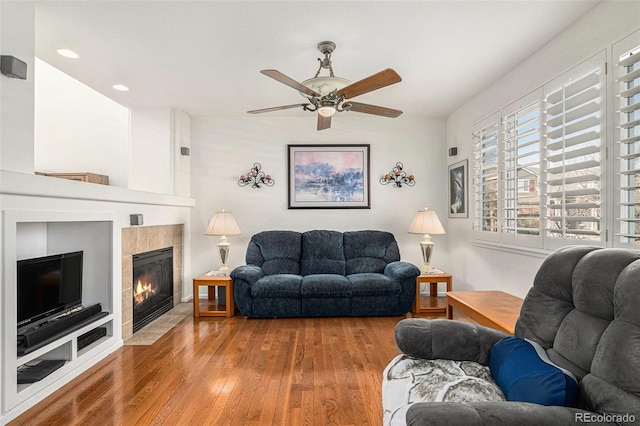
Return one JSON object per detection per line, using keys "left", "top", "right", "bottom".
{"left": 489, "top": 336, "right": 578, "bottom": 406}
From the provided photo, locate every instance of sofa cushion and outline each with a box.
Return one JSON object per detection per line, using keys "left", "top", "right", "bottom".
{"left": 301, "top": 274, "right": 351, "bottom": 298}
{"left": 300, "top": 230, "right": 346, "bottom": 276}
{"left": 515, "top": 246, "right": 599, "bottom": 349}
{"left": 552, "top": 249, "right": 640, "bottom": 374}
{"left": 344, "top": 230, "right": 400, "bottom": 274}
{"left": 348, "top": 273, "right": 401, "bottom": 296}
{"left": 251, "top": 274, "right": 302, "bottom": 298}
{"left": 247, "top": 230, "right": 301, "bottom": 275}
{"left": 490, "top": 337, "right": 578, "bottom": 407}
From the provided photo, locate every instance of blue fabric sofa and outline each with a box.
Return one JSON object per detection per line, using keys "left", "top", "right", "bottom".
{"left": 230, "top": 230, "right": 420, "bottom": 318}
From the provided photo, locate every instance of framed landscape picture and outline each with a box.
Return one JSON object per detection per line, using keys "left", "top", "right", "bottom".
{"left": 448, "top": 160, "right": 468, "bottom": 218}
{"left": 287, "top": 144, "right": 370, "bottom": 209}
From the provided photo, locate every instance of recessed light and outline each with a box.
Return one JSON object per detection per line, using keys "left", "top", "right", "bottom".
{"left": 57, "top": 49, "right": 79, "bottom": 59}
{"left": 113, "top": 84, "right": 129, "bottom": 92}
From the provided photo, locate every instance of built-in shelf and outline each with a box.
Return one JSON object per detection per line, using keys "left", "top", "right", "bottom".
{"left": 1, "top": 210, "right": 123, "bottom": 424}
{"left": 1, "top": 170, "right": 195, "bottom": 208}
{"left": 16, "top": 316, "right": 114, "bottom": 394}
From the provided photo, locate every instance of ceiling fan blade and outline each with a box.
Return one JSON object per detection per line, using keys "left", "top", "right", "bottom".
{"left": 247, "top": 103, "right": 309, "bottom": 114}
{"left": 261, "top": 69, "right": 321, "bottom": 97}
{"left": 337, "top": 68, "right": 402, "bottom": 99}
{"left": 317, "top": 114, "right": 332, "bottom": 130}
{"left": 346, "top": 101, "right": 403, "bottom": 118}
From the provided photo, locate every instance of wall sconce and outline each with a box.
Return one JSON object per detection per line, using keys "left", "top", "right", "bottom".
{"left": 238, "top": 163, "right": 274, "bottom": 188}
{"left": 380, "top": 162, "right": 415, "bottom": 188}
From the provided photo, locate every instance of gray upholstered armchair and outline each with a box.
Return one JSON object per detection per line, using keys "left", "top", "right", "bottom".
{"left": 382, "top": 246, "right": 640, "bottom": 425}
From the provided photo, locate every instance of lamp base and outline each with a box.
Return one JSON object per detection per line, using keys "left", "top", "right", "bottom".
{"left": 217, "top": 265, "right": 232, "bottom": 276}
{"left": 418, "top": 235, "right": 434, "bottom": 275}
{"left": 217, "top": 236, "right": 232, "bottom": 276}
{"left": 420, "top": 265, "right": 436, "bottom": 274}
{"left": 420, "top": 266, "right": 444, "bottom": 275}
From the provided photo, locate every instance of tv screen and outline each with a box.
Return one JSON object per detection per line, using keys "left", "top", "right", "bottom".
{"left": 17, "top": 251, "right": 83, "bottom": 329}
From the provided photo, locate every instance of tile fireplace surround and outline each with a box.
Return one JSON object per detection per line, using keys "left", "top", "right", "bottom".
{"left": 121, "top": 225, "right": 183, "bottom": 340}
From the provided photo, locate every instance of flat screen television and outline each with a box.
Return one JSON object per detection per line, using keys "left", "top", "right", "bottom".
{"left": 17, "top": 251, "right": 83, "bottom": 329}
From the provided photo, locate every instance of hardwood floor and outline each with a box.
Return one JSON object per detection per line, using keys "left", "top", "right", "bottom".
{"left": 11, "top": 314, "right": 446, "bottom": 426}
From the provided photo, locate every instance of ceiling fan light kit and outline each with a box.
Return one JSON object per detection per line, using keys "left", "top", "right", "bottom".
{"left": 318, "top": 104, "right": 337, "bottom": 117}
{"left": 301, "top": 76, "right": 351, "bottom": 96}
{"left": 248, "top": 41, "right": 402, "bottom": 130}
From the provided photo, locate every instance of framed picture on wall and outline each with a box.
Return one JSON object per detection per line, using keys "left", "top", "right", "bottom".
{"left": 287, "top": 144, "right": 370, "bottom": 209}
{"left": 448, "top": 160, "right": 468, "bottom": 218}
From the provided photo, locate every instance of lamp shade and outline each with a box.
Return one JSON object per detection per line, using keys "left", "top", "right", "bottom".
{"left": 409, "top": 207, "right": 446, "bottom": 235}
{"left": 205, "top": 209, "right": 241, "bottom": 236}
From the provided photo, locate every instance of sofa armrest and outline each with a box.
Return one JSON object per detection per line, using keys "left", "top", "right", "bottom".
{"left": 384, "top": 261, "right": 420, "bottom": 281}
{"left": 395, "top": 318, "right": 508, "bottom": 365}
{"left": 406, "top": 402, "right": 613, "bottom": 426}
{"left": 230, "top": 265, "right": 264, "bottom": 316}
{"left": 230, "top": 264, "right": 263, "bottom": 283}
{"left": 384, "top": 261, "right": 420, "bottom": 313}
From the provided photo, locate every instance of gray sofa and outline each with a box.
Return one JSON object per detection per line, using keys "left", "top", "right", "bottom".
{"left": 230, "top": 230, "right": 420, "bottom": 318}
{"left": 382, "top": 246, "right": 640, "bottom": 425}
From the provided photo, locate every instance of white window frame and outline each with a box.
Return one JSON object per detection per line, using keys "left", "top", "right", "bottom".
{"left": 471, "top": 52, "right": 608, "bottom": 251}
{"left": 613, "top": 29, "right": 640, "bottom": 249}
{"left": 542, "top": 52, "right": 607, "bottom": 251}
{"left": 473, "top": 112, "right": 501, "bottom": 243}
{"left": 500, "top": 89, "right": 543, "bottom": 248}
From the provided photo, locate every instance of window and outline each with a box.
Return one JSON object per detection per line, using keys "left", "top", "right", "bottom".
{"left": 473, "top": 116, "right": 499, "bottom": 237}
{"left": 472, "top": 53, "right": 606, "bottom": 249}
{"left": 543, "top": 54, "right": 605, "bottom": 247}
{"left": 502, "top": 92, "right": 542, "bottom": 240}
{"left": 614, "top": 30, "right": 640, "bottom": 247}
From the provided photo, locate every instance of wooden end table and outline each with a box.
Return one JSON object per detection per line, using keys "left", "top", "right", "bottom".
{"left": 446, "top": 291, "right": 523, "bottom": 335}
{"left": 192, "top": 273, "right": 235, "bottom": 318}
{"left": 413, "top": 271, "right": 452, "bottom": 314}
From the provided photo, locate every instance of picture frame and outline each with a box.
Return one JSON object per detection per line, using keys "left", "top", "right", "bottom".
{"left": 287, "top": 144, "right": 370, "bottom": 209}
{"left": 448, "top": 160, "right": 468, "bottom": 218}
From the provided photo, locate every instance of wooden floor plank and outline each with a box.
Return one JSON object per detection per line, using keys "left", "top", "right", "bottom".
{"left": 10, "top": 313, "right": 450, "bottom": 425}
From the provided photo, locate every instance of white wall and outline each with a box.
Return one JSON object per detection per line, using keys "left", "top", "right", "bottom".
{"left": 34, "top": 63, "right": 191, "bottom": 195}
{"left": 0, "top": 1, "right": 34, "bottom": 174}
{"left": 34, "top": 59, "right": 130, "bottom": 187}
{"left": 445, "top": 1, "right": 640, "bottom": 297}
{"left": 189, "top": 114, "right": 447, "bottom": 277}
{"left": 174, "top": 109, "right": 191, "bottom": 197}
{"left": 130, "top": 108, "right": 174, "bottom": 194}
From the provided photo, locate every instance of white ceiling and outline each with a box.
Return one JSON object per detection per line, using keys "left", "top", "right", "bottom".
{"left": 34, "top": 1, "right": 600, "bottom": 119}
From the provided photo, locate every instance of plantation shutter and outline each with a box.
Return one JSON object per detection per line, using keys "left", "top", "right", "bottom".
{"left": 501, "top": 90, "right": 542, "bottom": 244}
{"left": 614, "top": 31, "right": 640, "bottom": 246}
{"left": 473, "top": 115, "right": 500, "bottom": 238}
{"left": 543, "top": 53, "right": 605, "bottom": 246}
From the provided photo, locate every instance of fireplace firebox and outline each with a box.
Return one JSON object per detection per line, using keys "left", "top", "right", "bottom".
{"left": 132, "top": 247, "right": 174, "bottom": 333}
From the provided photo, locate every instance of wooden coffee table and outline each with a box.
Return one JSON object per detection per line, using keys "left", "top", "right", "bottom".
{"left": 446, "top": 291, "right": 523, "bottom": 335}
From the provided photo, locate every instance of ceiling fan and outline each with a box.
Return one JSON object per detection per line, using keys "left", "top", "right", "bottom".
{"left": 248, "top": 41, "right": 403, "bottom": 130}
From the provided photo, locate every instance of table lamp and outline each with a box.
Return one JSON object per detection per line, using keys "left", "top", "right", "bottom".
{"left": 205, "top": 209, "right": 241, "bottom": 275}
{"left": 409, "top": 207, "right": 446, "bottom": 274}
